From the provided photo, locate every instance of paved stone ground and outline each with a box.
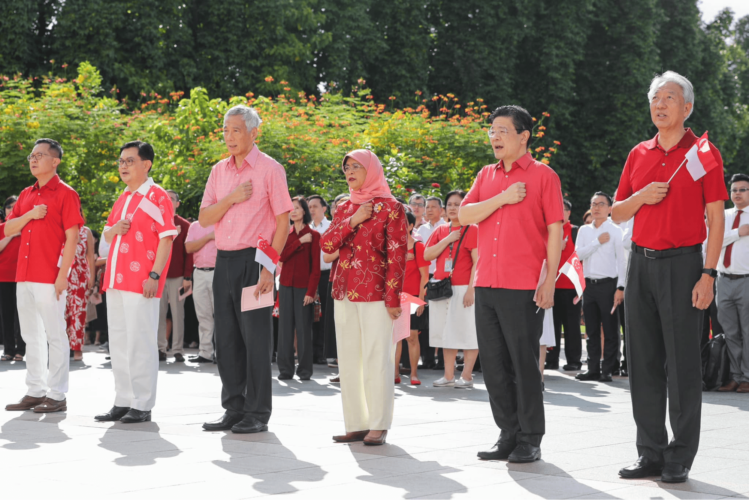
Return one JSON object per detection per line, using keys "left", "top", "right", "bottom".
{"left": 1, "top": 346, "right": 748, "bottom": 499}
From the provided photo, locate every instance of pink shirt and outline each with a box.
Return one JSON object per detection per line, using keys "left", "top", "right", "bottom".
{"left": 462, "top": 153, "right": 563, "bottom": 290}
{"left": 102, "top": 178, "right": 178, "bottom": 298}
{"left": 185, "top": 221, "right": 217, "bottom": 268}
{"left": 200, "top": 145, "right": 294, "bottom": 251}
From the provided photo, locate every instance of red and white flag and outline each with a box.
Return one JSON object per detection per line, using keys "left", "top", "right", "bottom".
{"left": 558, "top": 251, "right": 585, "bottom": 303}
{"left": 135, "top": 193, "right": 164, "bottom": 226}
{"left": 256, "top": 237, "right": 280, "bottom": 273}
{"left": 392, "top": 293, "right": 427, "bottom": 344}
{"left": 685, "top": 131, "right": 719, "bottom": 181}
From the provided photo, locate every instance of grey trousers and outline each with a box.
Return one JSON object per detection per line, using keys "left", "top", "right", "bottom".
{"left": 717, "top": 275, "right": 749, "bottom": 384}
{"left": 158, "top": 277, "right": 185, "bottom": 354}
{"left": 626, "top": 249, "right": 703, "bottom": 469}
{"left": 277, "top": 285, "right": 314, "bottom": 379}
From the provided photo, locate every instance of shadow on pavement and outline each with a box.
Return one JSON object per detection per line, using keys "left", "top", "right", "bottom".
{"left": 0, "top": 412, "right": 70, "bottom": 450}
{"left": 98, "top": 423, "right": 182, "bottom": 466}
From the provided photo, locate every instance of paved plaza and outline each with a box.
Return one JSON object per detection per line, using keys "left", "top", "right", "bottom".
{"left": 1, "top": 347, "right": 748, "bottom": 499}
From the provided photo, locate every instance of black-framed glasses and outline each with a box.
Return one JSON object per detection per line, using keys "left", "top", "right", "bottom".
{"left": 27, "top": 153, "right": 53, "bottom": 162}
{"left": 590, "top": 202, "right": 608, "bottom": 209}
{"left": 118, "top": 157, "right": 140, "bottom": 167}
{"left": 731, "top": 188, "right": 749, "bottom": 194}
{"left": 410, "top": 202, "right": 425, "bottom": 208}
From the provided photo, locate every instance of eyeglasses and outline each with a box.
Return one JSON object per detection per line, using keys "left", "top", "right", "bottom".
{"left": 410, "top": 202, "right": 425, "bottom": 208}
{"left": 590, "top": 202, "right": 609, "bottom": 209}
{"left": 27, "top": 153, "right": 53, "bottom": 162}
{"left": 487, "top": 127, "right": 521, "bottom": 139}
{"left": 731, "top": 188, "right": 749, "bottom": 194}
{"left": 342, "top": 163, "right": 364, "bottom": 173}
{"left": 118, "top": 157, "right": 140, "bottom": 167}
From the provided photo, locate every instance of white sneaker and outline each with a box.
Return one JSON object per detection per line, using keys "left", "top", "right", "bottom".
{"left": 433, "top": 377, "right": 455, "bottom": 387}
{"left": 455, "top": 378, "right": 474, "bottom": 389}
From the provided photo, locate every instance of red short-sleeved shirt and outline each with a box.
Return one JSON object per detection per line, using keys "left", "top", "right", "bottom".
{"left": 615, "top": 128, "right": 728, "bottom": 250}
{"left": 102, "top": 178, "right": 178, "bottom": 298}
{"left": 0, "top": 223, "right": 21, "bottom": 282}
{"left": 9, "top": 174, "right": 84, "bottom": 284}
{"left": 404, "top": 241, "right": 429, "bottom": 296}
{"left": 556, "top": 222, "right": 576, "bottom": 289}
{"left": 462, "top": 153, "right": 564, "bottom": 290}
{"left": 426, "top": 224, "right": 478, "bottom": 286}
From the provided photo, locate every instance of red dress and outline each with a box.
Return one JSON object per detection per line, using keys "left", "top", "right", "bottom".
{"left": 66, "top": 227, "right": 90, "bottom": 351}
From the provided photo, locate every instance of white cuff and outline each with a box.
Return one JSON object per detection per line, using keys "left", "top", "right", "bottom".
{"left": 159, "top": 229, "right": 179, "bottom": 239}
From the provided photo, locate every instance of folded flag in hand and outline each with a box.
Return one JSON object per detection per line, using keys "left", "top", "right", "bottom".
{"left": 558, "top": 251, "right": 585, "bottom": 304}
{"left": 684, "top": 131, "right": 719, "bottom": 181}
{"left": 256, "top": 237, "right": 280, "bottom": 273}
{"left": 136, "top": 196, "right": 164, "bottom": 226}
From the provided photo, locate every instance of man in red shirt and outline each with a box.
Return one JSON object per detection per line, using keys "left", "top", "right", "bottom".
{"left": 613, "top": 71, "right": 727, "bottom": 483}
{"left": 460, "top": 105, "right": 563, "bottom": 463}
{"left": 156, "top": 190, "right": 193, "bottom": 362}
{"left": 96, "top": 141, "right": 177, "bottom": 424}
{"left": 199, "top": 105, "right": 293, "bottom": 434}
{"left": 4, "top": 139, "right": 83, "bottom": 413}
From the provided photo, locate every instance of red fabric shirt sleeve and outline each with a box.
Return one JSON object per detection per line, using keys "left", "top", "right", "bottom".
{"left": 280, "top": 231, "right": 302, "bottom": 261}
{"left": 615, "top": 151, "right": 635, "bottom": 202}
{"left": 307, "top": 231, "right": 321, "bottom": 297}
{"left": 155, "top": 191, "right": 178, "bottom": 238}
{"left": 463, "top": 167, "right": 486, "bottom": 206}
{"left": 702, "top": 143, "right": 729, "bottom": 204}
{"left": 415, "top": 241, "right": 428, "bottom": 269}
{"left": 385, "top": 202, "right": 408, "bottom": 308}
{"left": 541, "top": 170, "right": 564, "bottom": 226}
{"left": 61, "top": 189, "right": 84, "bottom": 232}
{"left": 464, "top": 225, "right": 478, "bottom": 250}
{"left": 321, "top": 201, "right": 355, "bottom": 254}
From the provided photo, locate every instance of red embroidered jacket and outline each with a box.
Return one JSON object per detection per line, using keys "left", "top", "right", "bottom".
{"left": 321, "top": 197, "right": 407, "bottom": 307}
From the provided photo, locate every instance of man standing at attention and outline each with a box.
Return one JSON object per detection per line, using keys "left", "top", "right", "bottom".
{"left": 613, "top": 71, "right": 727, "bottom": 483}
{"left": 409, "top": 194, "right": 427, "bottom": 229}
{"left": 185, "top": 219, "right": 217, "bottom": 364}
{"left": 5, "top": 139, "right": 83, "bottom": 413}
{"left": 307, "top": 194, "right": 331, "bottom": 365}
{"left": 460, "top": 105, "right": 563, "bottom": 463}
{"left": 200, "top": 105, "right": 293, "bottom": 434}
{"left": 157, "top": 190, "right": 193, "bottom": 362}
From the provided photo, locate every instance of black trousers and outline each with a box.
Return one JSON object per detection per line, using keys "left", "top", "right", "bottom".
{"left": 701, "top": 282, "right": 722, "bottom": 350}
{"left": 475, "top": 288, "right": 544, "bottom": 446}
{"left": 0, "top": 281, "right": 24, "bottom": 356}
{"left": 582, "top": 279, "right": 619, "bottom": 374}
{"left": 548, "top": 288, "right": 582, "bottom": 366}
{"left": 214, "top": 248, "right": 273, "bottom": 424}
{"left": 618, "top": 299, "right": 627, "bottom": 371}
{"left": 312, "top": 270, "right": 330, "bottom": 360}
{"left": 626, "top": 250, "right": 703, "bottom": 468}
{"left": 323, "top": 281, "right": 337, "bottom": 358}
{"left": 278, "top": 284, "right": 314, "bottom": 379}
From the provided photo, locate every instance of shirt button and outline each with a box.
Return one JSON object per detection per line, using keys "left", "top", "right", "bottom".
{"left": 493, "top": 254, "right": 496, "bottom": 257}
{"left": 665, "top": 153, "right": 668, "bottom": 156}
{"left": 662, "top": 163, "right": 666, "bottom": 166}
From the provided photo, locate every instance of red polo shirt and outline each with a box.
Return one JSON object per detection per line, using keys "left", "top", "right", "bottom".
{"left": 462, "top": 153, "right": 563, "bottom": 290}
{"left": 279, "top": 225, "right": 321, "bottom": 297}
{"left": 556, "top": 222, "right": 576, "bottom": 289}
{"left": 615, "top": 128, "right": 728, "bottom": 250}
{"left": 426, "top": 224, "right": 478, "bottom": 286}
{"left": 0, "top": 223, "right": 21, "bottom": 282}
{"left": 9, "top": 174, "right": 84, "bottom": 284}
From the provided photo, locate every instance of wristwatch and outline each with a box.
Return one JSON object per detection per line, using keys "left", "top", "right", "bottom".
{"left": 702, "top": 268, "right": 718, "bottom": 278}
{"left": 617, "top": 286, "right": 625, "bottom": 291}
{"left": 149, "top": 271, "right": 160, "bottom": 280}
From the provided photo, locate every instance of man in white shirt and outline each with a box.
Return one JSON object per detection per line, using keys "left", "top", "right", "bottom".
{"left": 717, "top": 174, "right": 749, "bottom": 393}
{"left": 409, "top": 194, "right": 427, "bottom": 229}
{"left": 575, "top": 192, "right": 626, "bottom": 382}
{"left": 308, "top": 195, "right": 331, "bottom": 364}
{"left": 615, "top": 215, "right": 633, "bottom": 377}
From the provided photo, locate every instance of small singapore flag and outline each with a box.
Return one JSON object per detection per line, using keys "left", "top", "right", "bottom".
{"left": 255, "top": 237, "right": 280, "bottom": 273}
{"left": 559, "top": 251, "right": 586, "bottom": 304}
{"left": 685, "top": 131, "right": 719, "bottom": 181}
{"left": 137, "top": 195, "right": 164, "bottom": 226}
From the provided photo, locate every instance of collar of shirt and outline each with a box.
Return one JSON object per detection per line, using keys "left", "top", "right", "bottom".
{"left": 226, "top": 145, "right": 260, "bottom": 172}
{"left": 124, "top": 177, "right": 155, "bottom": 196}
{"left": 493, "top": 152, "right": 533, "bottom": 172}
{"left": 643, "top": 128, "right": 697, "bottom": 153}
{"left": 311, "top": 218, "right": 330, "bottom": 231}
{"left": 32, "top": 174, "right": 61, "bottom": 192}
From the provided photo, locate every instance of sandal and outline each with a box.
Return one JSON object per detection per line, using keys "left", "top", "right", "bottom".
{"left": 13, "top": 354, "right": 23, "bottom": 362}
{"left": 1, "top": 355, "right": 12, "bottom": 361}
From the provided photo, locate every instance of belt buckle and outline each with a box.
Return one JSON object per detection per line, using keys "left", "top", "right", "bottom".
{"left": 643, "top": 248, "right": 656, "bottom": 259}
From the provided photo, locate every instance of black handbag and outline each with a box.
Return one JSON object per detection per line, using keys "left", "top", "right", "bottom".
{"left": 425, "top": 227, "right": 467, "bottom": 302}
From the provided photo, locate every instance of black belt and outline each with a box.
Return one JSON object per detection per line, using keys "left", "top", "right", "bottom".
{"left": 585, "top": 277, "right": 616, "bottom": 285}
{"left": 195, "top": 267, "right": 215, "bottom": 271}
{"left": 720, "top": 273, "right": 749, "bottom": 280}
{"left": 632, "top": 243, "right": 701, "bottom": 260}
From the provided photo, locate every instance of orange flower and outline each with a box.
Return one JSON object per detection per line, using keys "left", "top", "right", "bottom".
{"left": 554, "top": 141, "right": 561, "bottom": 145}
{"left": 264, "top": 76, "right": 274, "bottom": 82}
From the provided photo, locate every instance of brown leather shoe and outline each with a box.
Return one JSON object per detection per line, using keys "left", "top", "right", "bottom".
{"left": 5, "top": 395, "right": 46, "bottom": 411}
{"left": 33, "top": 397, "right": 67, "bottom": 413}
{"left": 333, "top": 430, "right": 369, "bottom": 443}
{"left": 737, "top": 382, "right": 749, "bottom": 393}
{"left": 719, "top": 380, "right": 739, "bottom": 392}
{"left": 363, "top": 430, "right": 388, "bottom": 446}
{"left": 329, "top": 376, "right": 340, "bottom": 384}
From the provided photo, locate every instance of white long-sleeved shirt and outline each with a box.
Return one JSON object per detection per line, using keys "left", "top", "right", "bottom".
{"left": 310, "top": 218, "right": 332, "bottom": 271}
{"left": 575, "top": 219, "right": 626, "bottom": 288}
{"left": 719, "top": 207, "right": 749, "bottom": 274}
{"left": 615, "top": 217, "right": 633, "bottom": 287}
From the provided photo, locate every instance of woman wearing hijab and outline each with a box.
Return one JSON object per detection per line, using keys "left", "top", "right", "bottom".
{"left": 321, "top": 149, "right": 407, "bottom": 446}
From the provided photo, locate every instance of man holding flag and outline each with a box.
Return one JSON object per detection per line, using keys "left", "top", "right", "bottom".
{"left": 612, "top": 71, "right": 727, "bottom": 483}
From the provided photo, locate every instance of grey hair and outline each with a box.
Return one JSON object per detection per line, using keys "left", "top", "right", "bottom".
{"left": 224, "top": 105, "right": 263, "bottom": 131}
{"left": 408, "top": 193, "right": 426, "bottom": 204}
{"left": 647, "top": 71, "right": 694, "bottom": 119}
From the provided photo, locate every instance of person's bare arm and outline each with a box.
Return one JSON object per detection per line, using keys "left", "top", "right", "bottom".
{"left": 693, "top": 200, "right": 725, "bottom": 309}
{"left": 255, "top": 213, "right": 290, "bottom": 298}
{"left": 322, "top": 249, "right": 339, "bottom": 263}
{"left": 185, "top": 232, "right": 214, "bottom": 254}
{"left": 55, "top": 226, "right": 80, "bottom": 299}
{"left": 463, "top": 248, "right": 479, "bottom": 308}
{"left": 459, "top": 183, "right": 525, "bottom": 226}
{"left": 199, "top": 182, "right": 252, "bottom": 227}
{"left": 612, "top": 182, "right": 669, "bottom": 223}
{"left": 5, "top": 205, "right": 46, "bottom": 236}
{"left": 0, "top": 236, "right": 13, "bottom": 253}
{"left": 104, "top": 219, "right": 130, "bottom": 244}
{"left": 536, "top": 221, "right": 563, "bottom": 309}
{"left": 142, "top": 237, "right": 174, "bottom": 299}
{"left": 423, "top": 230, "right": 459, "bottom": 261}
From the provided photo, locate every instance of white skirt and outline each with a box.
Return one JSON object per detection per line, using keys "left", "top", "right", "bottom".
{"left": 428, "top": 285, "right": 478, "bottom": 349}
{"left": 540, "top": 307, "right": 556, "bottom": 347}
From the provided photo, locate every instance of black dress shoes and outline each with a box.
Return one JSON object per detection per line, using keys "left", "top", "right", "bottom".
{"left": 620, "top": 367, "right": 629, "bottom": 377}
{"left": 120, "top": 409, "right": 151, "bottom": 423}
{"left": 313, "top": 357, "right": 327, "bottom": 365}
{"left": 619, "top": 456, "right": 664, "bottom": 479}
{"left": 278, "top": 374, "right": 293, "bottom": 380}
{"left": 158, "top": 351, "right": 167, "bottom": 361}
{"left": 508, "top": 443, "right": 542, "bottom": 463}
{"left": 599, "top": 372, "right": 613, "bottom": 382}
{"left": 189, "top": 356, "right": 213, "bottom": 363}
{"left": 203, "top": 413, "right": 243, "bottom": 431}
{"left": 95, "top": 406, "right": 131, "bottom": 421}
{"left": 231, "top": 416, "right": 268, "bottom": 434}
{"left": 174, "top": 353, "right": 185, "bottom": 362}
{"left": 576, "top": 371, "right": 601, "bottom": 381}
{"left": 661, "top": 463, "right": 689, "bottom": 483}
{"left": 477, "top": 441, "right": 516, "bottom": 460}
{"left": 563, "top": 363, "right": 582, "bottom": 371}
{"left": 544, "top": 362, "right": 559, "bottom": 370}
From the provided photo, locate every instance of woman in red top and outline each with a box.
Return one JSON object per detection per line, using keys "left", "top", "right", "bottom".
{"left": 278, "top": 196, "right": 321, "bottom": 381}
{"left": 0, "top": 196, "right": 24, "bottom": 361}
{"left": 395, "top": 211, "right": 429, "bottom": 385}
{"left": 424, "top": 190, "right": 479, "bottom": 388}
{"left": 322, "top": 149, "right": 407, "bottom": 446}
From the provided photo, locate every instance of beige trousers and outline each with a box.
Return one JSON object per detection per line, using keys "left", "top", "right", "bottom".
{"left": 157, "top": 277, "right": 185, "bottom": 354}
{"left": 334, "top": 298, "right": 395, "bottom": 432}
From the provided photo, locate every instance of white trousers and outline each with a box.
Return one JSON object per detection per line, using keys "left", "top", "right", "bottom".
{"left": 107, "top": 289, "right": 160, "bottom": 411}
{"left": 158, "top": 277, "right": 185, "bottom": 354}
{"left": 16, "top": 282, "right": 69, "bottom": 400}
{"left": 334, "top": 299, "right": 395, "bottom": 432}
{"left": 193, "top": 269, "right": 215, "bottom": 359}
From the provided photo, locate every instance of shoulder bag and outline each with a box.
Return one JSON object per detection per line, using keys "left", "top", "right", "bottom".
{"left": 425, "top": 227, "right": 467, "bottom": 301}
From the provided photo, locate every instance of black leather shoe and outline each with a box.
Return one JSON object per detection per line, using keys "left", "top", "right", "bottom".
{"left": 278, "top": 374, "right": 293, "bottom": 380}
{"left": 599, "top": 372, "right": 613, "bottom": 382}
{"left": 576, "top": 371, "right": 601, "bottom": 381}
{"left": 508, "top": 443, "right": 541, "bottom": 463}
{"left": 313, "top": 357, "right": 327, "bottom": 365}
{"left": 619, "top": 456, "right": 664, "bottom": 479}
{"left": 174, "top": 353, "right": 185, "bottom": 362}
{"left": 544, "top": 362, "right": 559, "bottom": 370}
{"left": 563, "top": 363, "right": 582, "bottom": 371}
{"left": 478, "top": 441, "right": 516, "bottom": 460}
{"left": 189, "top": 356, "right": 213, "bottom": 363}
{"left": 620, "top": 367, "right": 629, "bottom": 377}
{"left": 120, "top": 409, "right": 151, "bottom": 423}
{"left": 231, "top": 416, "right": 268, "bottom": 434}
{"left": 158, "top": 351, "right": 167, "bottom": 361}
{"left": 94, "top": 406, "right": 130, "bottom": 422}
{"left": 661, "top": 463, "right": 689, "bottom": 483}
{"left": 203, "top": 413, "right": 243, "bottom": 431}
